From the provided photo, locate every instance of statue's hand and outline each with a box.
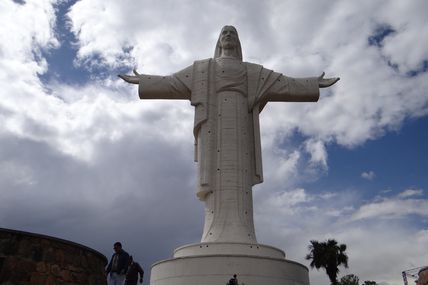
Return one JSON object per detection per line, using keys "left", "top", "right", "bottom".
{"left": 318, "top": 72, "right": 340, "bottom": 88}
{"left": 118, "top": 69, "right": 141, "bottom": 84}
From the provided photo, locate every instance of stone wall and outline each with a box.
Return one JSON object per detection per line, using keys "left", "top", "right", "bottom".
{"left": 0, "top": 228, "right": 107, "bottom": 285}
{"left": 419, "top": 267, "right": 428, "bottom": 285}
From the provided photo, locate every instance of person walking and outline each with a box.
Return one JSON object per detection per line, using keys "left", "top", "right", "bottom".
{"left": 106, "top": 242, "right": 130, "bottom": 285}
{"left": 227, "top": 274, "right": 238, "bottom": 285}
{"left": 125, "top": 256, "right": 144, "bottom": 285}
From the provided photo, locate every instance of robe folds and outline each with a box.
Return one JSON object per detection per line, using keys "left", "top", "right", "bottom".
{"left": 137, "top": 58, "right": 319, "bottom": 242}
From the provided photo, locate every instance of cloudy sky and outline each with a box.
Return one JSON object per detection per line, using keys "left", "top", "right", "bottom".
{"left": 1, "top": 0, "right": 428, "bottom": 284}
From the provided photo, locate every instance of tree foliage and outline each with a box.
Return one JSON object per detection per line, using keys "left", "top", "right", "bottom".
{"left": 339, "top": 274, "right": 360, "bottom": 285}
{"left": 306, "top": 239, "right": 349, "bottom": 285}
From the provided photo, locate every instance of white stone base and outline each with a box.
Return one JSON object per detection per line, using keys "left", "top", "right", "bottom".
{"left": 150, "top": 243, "right": 309, "bottom": 285}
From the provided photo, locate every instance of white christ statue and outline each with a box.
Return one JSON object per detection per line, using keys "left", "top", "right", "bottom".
{"left": 119, "top": 25, "right": 338, "bottom": 245}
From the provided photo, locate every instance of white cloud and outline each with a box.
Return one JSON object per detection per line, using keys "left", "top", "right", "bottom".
{"left": 0, "top": 0, "right": 59, "bottom": 78}
{"left": 350, "top": 195, "right": 428, "bottom": 222}
{"left": 267, "top": 188, "right": 311, "bottom": 208}
{"left": 304, "top": 138, "right": 328, "bottom": 168}
{"left": 0, "top": 160, "right": 37, "bottom": 186}
{"left": 319, "top": 192, "right": 338, "bottom": 200}
{"left": 271, "top": 150, "right": 301, "bottom": 184}
{"left": 398, "top": 188, "right": 424, "bottom": 198}
{"left": 361, "top": 171, "right": 376, "bottom": 180}
{"left": 379, "top": 1, "right": 428, "bottom": 73}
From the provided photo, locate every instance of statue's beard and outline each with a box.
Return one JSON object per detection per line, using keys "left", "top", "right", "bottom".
{"left": 221, "top": 42, "right": 236, "bottom": 49}
{"left": 220, "top": 43, "right": 239, "bottom": 58}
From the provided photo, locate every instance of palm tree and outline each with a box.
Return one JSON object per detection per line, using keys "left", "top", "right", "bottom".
{"left": 306, "top": 239, "right": 349, "bottom": 285}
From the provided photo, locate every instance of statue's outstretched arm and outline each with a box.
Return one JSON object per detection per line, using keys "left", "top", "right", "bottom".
{"left": 318, "top": 72, "right": 340, "bottom": 88}
{"left": 118, "top": 68, "right": 191, "bottom": 100}
{"left": 118, "top": 69, "right": 141, "bottom": 84}
{"left": 256, "top": 70, "right": 340, "bottom": 109}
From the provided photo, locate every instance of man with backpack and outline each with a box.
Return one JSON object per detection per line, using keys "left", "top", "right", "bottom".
{"left": 125, "top": 255, "right": 144, "bottom": 285}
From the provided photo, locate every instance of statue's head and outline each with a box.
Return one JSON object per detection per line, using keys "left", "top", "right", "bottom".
{"left": 214, "top": 25, "right": 242, "bottom": 60}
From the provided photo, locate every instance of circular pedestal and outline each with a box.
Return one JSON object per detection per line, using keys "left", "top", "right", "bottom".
{"left": 150, "top": 243, "right": 309, "bottom": 285}
{"left": 174, "top": 242, "right": 285, "bottom": 259}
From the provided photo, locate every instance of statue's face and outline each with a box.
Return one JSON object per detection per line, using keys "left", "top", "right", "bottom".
{"left": 219, "top": 26, "right": 238, "bottom": 49}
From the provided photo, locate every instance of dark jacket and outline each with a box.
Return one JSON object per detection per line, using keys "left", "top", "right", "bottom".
{"left": 126, "top": 262, "right": 144, "bottom": 281}
{"left": 106, "top": 250, "right": 130, "bottom": 275}
{"left": 228, "top": 277, "right": 238, "bottom": 285}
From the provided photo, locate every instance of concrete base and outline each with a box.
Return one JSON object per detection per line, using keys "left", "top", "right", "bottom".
{"left": 150, "top": 243, "right": 309, "bottom": 285}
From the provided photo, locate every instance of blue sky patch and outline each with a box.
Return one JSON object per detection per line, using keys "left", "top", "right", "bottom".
{"left": 368, "top": 24, "right": 396, "bottom": 47}
{"left": 39, "top": 1, "right": 91, "bottom": 85}
{"left": 407, "top": 60, "right": 428, "bottom": 77}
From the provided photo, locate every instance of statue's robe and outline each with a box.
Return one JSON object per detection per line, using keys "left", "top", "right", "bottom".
{"left": 137, "top": 57, "right": 319, "bottom": 243}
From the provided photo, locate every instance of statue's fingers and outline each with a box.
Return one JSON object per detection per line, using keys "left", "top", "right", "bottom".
{"left": 118, "top": 74, "right": 139, "bottom": 84}
{"left": 318, "top": 71, "right": 325, "bottom": 80}
{"left": 321, "top": 77, "right": 340, "bottom": 88}
{"left": 328, "top": 77, "right": 340, "bottom": 85}
{"left": 133, "top": 69, "right": 140, "bottom": 76}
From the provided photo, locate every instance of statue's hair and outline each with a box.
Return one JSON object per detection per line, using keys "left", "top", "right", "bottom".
{"left": 214, "top": 25, "right": 243, "bottom": 61}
